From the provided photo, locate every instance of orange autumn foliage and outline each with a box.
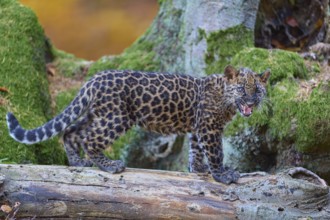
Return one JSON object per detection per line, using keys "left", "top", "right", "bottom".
{"left": 20, "top": 0, "right": 158, "bottom": 60}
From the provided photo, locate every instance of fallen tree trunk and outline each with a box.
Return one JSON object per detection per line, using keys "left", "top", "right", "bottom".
{"left": 0, "top": 164, "right": 329, "bottom": 219}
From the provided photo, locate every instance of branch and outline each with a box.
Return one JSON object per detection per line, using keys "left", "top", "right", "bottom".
{"left": 0, "top": 164, "right": 329, "bottom": 219}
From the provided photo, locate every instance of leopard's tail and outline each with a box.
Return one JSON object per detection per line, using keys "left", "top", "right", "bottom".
{"left": 6, "top": 86, "right": 92, "bottom": 144}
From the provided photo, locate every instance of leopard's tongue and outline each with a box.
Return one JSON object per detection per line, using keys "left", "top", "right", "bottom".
{"left": 242, "top": 105, "right": 252, "bottom": 116}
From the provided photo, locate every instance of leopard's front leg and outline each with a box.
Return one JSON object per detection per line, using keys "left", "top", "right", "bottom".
{"left": 197, "top": 129, "right": 240, "bottom": 184}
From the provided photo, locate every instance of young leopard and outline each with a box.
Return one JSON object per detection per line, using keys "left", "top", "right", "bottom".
{"left": 6, "top": 65, "right": 270, "bottom": 184}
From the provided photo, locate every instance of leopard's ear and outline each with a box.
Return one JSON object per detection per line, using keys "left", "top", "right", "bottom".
{"left": 259, "top": 69, "right": 271, "bottom": 84}
{"left": 224, "top": 65, "right": 239, "bottom": 81}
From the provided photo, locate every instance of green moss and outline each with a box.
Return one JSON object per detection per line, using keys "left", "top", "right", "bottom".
{"left": 152, "top": 6, "right": 185, "bottom": 73}
{"left": 89, "top": 0, "right": 185, "bottom": 75}
{"left": 225, "top": 49, "right": 329, "bottom": 153}
{"left": 52, "top": 48, "right": 90, "bottom": 77}
{"left": 227, "top": 80, "right": 330, "bottom": 153}
{"left": 205, "top": 25, "right": 253, "bottom": 74}
{"left": 197, "top": 28, "right": 207, "bottom": 43}
{"left": 231, "top": 48, "right": 308, "bottom": 84}
{"left": 88, "top": 36, "right": 160, "bottom": 76}
{"left": 225, "top": 79, "right": 299, "bottom": 139}
{"left": 310, "top": 62, "right": 321, "bottom": 73}
{"left": 55, "top": 89, "right": 79, "bottom": 114}
{"left": 0, "top": 0, "right": 66, "bottom": 165}
{"left": 267, "top": 80, "right": 330, "bottom": 153}
{"left": 105, "top": 128, "right": 140, "bottom": 160}
{"left": 157, "top": 0, "right": 168, "bottom": 6}
{"left": 267, "top": 80, "right": 299, "bottom": 139}
{"left": 98, "top": 1, "right": 184, "bottom": 76}
{"left": 224, "top": 47, "right": 311, "bottom": 148}
{"left": 295, "top": 83, "right": 330, "bottom": 152}
{"left": 226, "top": 47, "right": 309, "bottom": 144}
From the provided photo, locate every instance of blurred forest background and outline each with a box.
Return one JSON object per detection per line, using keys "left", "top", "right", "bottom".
{"left": 20, "top": 0, "right": 158, "bottom": 60}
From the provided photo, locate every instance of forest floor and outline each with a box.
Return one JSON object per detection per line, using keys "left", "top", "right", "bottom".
{"left": 46, "top": 62, "right": 89, "bottom": 113}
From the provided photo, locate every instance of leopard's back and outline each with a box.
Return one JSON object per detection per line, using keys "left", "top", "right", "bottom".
{"left": 92, "top": 70, "right": 201, "bottom": 135}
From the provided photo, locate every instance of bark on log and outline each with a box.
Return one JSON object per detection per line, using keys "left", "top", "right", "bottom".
{"left": 0, "top": 164, "right": 329, "bottom": 219}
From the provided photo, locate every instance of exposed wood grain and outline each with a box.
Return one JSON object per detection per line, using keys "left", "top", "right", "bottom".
{"left": 0, "top": 164, "right": 329, "bottom": 219}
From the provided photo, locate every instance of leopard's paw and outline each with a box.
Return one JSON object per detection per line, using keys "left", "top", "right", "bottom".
{"left": 212, "top": 167, "right": 240, "bottom": 184}
{"left": 98, "top": 160, "right": 126, "bottom": 174}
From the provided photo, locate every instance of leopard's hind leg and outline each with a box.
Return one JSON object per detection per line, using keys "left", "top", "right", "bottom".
{"left": 188, "top": 133, "right": 208, "bottom": 173}
{"left": 82, "top": 110, "right": 132, "bottom": 174}
{"left": 63, "top": 113, "right": 93, "bottom": 167}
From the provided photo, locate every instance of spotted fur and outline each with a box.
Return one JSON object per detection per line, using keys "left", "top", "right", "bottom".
{"left": 7, "top": 65, "right": 270, "bottom": 184}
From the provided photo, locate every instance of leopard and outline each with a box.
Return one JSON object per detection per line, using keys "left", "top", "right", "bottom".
{"left": 6, "top": 65, "right": 270, "bottom": 184}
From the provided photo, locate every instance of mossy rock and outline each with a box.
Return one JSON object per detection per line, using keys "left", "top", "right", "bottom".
{"left": 88, "top": 34, "right": 161, "bottom": 76}
{"left": 0, "top": 0, "right": 66, "bottom": 165}
{"left": 204, "top": 25, "right": 254, "bottom": 75}
{"left": 231, "top": 47, "right": 308, "bottom": 84}
{"left": 52, "top": 48, "right": 91, "bottom": 78}
{"left": 88, "top": 0, "right": 185, "bottom": 76}
{"left": 295, "top": 82, "right": 330, "bottom": 152}
{"left": 225, "top": 48, "right": 329, "bottom": 153}
{"left": 55, "top": 88, "right": 79, "bottom": 114}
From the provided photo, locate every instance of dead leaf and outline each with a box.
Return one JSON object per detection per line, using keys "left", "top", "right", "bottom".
{"left": 46, "top": 63, "right": 56, "bottom": 76}
{"left": 0, "top": 87, "right": 9, "bottom": 93}
{"left": 1, "top": 205, "right": 12, "bottom": 213}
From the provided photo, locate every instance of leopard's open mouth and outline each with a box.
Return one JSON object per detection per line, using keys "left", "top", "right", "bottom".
{"left": 237, "top": 103, "right": 253, "bottom": 117}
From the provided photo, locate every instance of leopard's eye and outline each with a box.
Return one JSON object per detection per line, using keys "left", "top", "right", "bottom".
{"left": 256, "top": 84, "right": 263, "bottom": 94}
{"left": 237, "top": 86, "right": 245, "bottom": 93}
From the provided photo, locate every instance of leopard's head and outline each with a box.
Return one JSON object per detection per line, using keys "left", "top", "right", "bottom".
{"left": 223, "top": 65, "right": 270, "bottom": 117}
